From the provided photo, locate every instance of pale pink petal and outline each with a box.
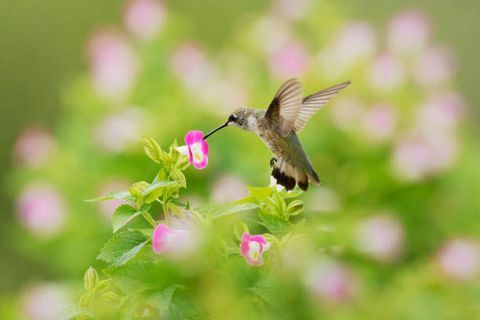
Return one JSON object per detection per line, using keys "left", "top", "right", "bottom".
{"left": 152, "top": 224, "right": 173, "bottom": 254}
{"left": 124, "top": 0, "right": 166, "bottom": 40}
{"left": 184, "top": 130, "right": 204, "bottom": 145}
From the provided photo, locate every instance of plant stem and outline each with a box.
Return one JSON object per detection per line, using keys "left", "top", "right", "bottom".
{"left": 142, "top": 211, "right": 157, "bottom": 228}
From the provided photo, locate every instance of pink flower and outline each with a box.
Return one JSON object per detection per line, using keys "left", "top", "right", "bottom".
{"left": 87, "top": 30, "right": 138, "bottom": 100}
{"left": 334, "top": 22, "right": 377, "bottom": 65}
{"left": 17, "top": 183, "right": 66, "bottom": 237}
{"left": 20, "top": 284, "right": 70, "bottom": 320}
{"left": 123, "top": 0, "right": 166, "bottom": 40}
{"left": 169, "top": 43, "right": 216, "bottom": 90}
{"left": 272, "top": 0, "right": 311, "bottom": 21}
{"left": 437, "top": 238, "right": 480, "bottom": 281}
{"left": 240, "top": 232, "right": 271, "bottom": 266}
{"left": 370, "top": 53, "right": 405, "bottom": 91}
{"left": 177, "top": 130, "right": 209, "bottom": 170}
{"left": 305, "top": 260, "right": 355, "bottom": 304}
{"left": 152, "top": 223, "right": 198, "bottom": 259}
{"left": 361, "top": 104, "right": 397, "bottom": 143}
{"left": 269, "top": 40, "right": 309, "bottom": 79}
{"left": 355, "top": 214, "right": 404, "bottom": 263}
{"left": 93, "top": 108, "right": 143, "bottom": 153}
{"left": 211, "top": 175, "right": 248, "bottom": 203}
{"left": 414, "top": 46, "right": 455, "bottom": 88}
{"left": 387, "top": 10, "right": 431, "bottom": 56}
{"left": 416, "top": 92, "right": 464, "bottom": 135}
{"left": 391, "top": 135, "right": 433, "bottom": 181}
{"left": 13, "top": 126, "right": 56, "bottom": 169}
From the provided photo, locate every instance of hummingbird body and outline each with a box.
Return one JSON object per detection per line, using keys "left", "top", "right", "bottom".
{"left": 204, "top": 79, "right": 350, "bottom": 191}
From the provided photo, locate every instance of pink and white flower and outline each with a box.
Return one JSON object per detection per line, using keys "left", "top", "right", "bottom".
{"left": 304, "top": 259, "right": 355, "bottom": 304}
{"left": 387, "top": 10, "right": 431, "bottom": 56}
{"left": 269, "top": 39, "right": 309, "bottom": 79}
{"left": 124, "top": 0, "right": 166, "bottom": 41}
{"left": 370, "top": 53, "right": 405, "bottom": 91}
{"left": 17, "top": 183, "right": 66, "bottom": 237}
{"left": 152, "top": 223, "right": 198, "bottom": 259}
{"left": 177, "top": 130, "right": 209, "bottom": 170}
{"left": 361, "top": 104, "right": 398, "bottom": 143}
{"left": 13, "top": 126, "right": 56, "bottom": 169}
{"left": 240, "top": 232, "right": 271, "bottom": 266}
{"left": 87, "top": 30, "right": 139, "bottom": 100}
{"left": 355, "top": 214, "right": 404, "bottom": 263}
{"left": 437, "top": 238, "right": 480, "bottom": 281}
{"left": 20, "top": 283, "right": 70, "bottom": 320}
{"left": 414, "top": 46, "right": 455, "bottom": 88}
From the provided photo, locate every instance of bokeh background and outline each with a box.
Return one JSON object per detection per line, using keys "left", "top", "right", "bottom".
{"left": 1, "top": 0, "right": 480, "bottom": 318}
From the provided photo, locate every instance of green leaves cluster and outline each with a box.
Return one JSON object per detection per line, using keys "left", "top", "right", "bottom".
{"left": 78, "top": 137, "right": 308, "bottom": 319}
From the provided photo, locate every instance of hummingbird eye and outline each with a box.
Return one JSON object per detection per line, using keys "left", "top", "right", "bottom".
{"left": 228, "top": 114, "right": 238, "bottom": 122}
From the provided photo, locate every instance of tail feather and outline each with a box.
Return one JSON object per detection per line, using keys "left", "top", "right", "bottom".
{"left": 271, "top": 157, "right": 317, "bottom": 191}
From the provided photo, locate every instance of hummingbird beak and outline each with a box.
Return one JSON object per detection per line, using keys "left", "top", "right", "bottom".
{"left": 203, "top": 121, "right": 230, "bottom": 140}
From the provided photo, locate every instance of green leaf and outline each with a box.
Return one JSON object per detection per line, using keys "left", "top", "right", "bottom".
{"left": 196, "top": 198, "right": 259, "bottom": 219}
{"left": 97, "top": 230, "right": 148, "bottom": 267}
{"left": 83, "top": 267, "right": 98, "bottom": 292}
{"left": 85, "top": 191, "right": 132, "bottom": 203}
{"left": 169, "top": 168, "right": 186, "bottom": 188}
{"left": 142, "top": 136, "right": 165, "bottom": 164}
{"left": 234, "top": 222, "right": 249, "bottom": 240}
{"left": 247, "top": 186, "right": 273, "bottom": 199}
{"left": 142, "top": 180, "right": 178, "bottom": 204}
{"left": 287, "top": 199, "right": 304, "bottom": 216}
{"left": 112, "top": 205, "right": 141, "bottom": 233}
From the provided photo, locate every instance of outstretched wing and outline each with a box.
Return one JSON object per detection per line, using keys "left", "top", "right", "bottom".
{"left": 265, "top": 78, "right": 303, "bottom": 137}
{"left": 293, "top": 80, "right": 351, "bottom": 133}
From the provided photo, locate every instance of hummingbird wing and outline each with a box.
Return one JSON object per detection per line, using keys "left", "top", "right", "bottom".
{"left": 265, "top": 78, "right": 303, "bottom": 137}
{"left": 293, "top": 80, "right": 351, "bottom": 133}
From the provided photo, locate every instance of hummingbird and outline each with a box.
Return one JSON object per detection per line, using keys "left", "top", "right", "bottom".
{"left": 204, "top": 78, "right": 351, "bottom": 191}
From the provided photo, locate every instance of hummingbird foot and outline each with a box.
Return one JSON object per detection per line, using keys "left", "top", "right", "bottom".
{"left": 269, "top": 157, "right": 277, "bottom": 168}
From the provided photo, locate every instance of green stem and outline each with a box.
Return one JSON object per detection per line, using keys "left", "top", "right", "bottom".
{"left": 162, "top": 195, "right": 169, "bottom": 224}
{"left": 142, "top": 211, "right": 157, "bottom": 228}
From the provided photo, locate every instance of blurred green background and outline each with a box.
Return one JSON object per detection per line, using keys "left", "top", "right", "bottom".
{"left": 1, "top": 0, "right": 480, "bottom": 318}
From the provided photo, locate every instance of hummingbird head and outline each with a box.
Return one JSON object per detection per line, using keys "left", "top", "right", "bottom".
{"left": 204, "top": 108, "right": 258, "bottom": 140}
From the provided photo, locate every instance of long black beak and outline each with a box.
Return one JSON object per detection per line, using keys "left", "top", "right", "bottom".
{"left": 203, "top": 121, "right": 229, "bottom": 140}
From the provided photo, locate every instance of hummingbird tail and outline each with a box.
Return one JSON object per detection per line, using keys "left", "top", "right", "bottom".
{"left": 271, "top": 157, "right": 317, "bottom": 191}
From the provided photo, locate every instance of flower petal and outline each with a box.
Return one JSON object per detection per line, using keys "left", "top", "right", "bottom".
{"left": 184, "top": 130, "right": 204, "bottom": 145}
{"left": 152, "top": 224, "right": 173, "bottom": 254}
{"left": 176, "top": 145, "right": 189, "bottom": 156}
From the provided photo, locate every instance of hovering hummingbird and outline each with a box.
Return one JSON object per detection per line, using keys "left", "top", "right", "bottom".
{"left": 204, "top": 78, "right": 351, "bottom": 191}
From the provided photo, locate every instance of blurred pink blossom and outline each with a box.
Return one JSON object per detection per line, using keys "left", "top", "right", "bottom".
{"left": 356, "top": 214, "right": 404, "bottom": 263}
{"left": 335, "top": 22, "right": 377, "bottom": 65}
{"left": 211, "top": 175, "right": 248, "bottom": 203}
{"left": 438, "top": 238, "right": 480, "bottom": 281}
{"left": 391, "top": 133, "right": 458, "bottom": 181}
{"left": 392, "top": 135, "right": 433, "bottom": 181}
{"left": 305, "top": 260, "right": 355, "bottom": 304}
{"left": 362, "top": 104, "right": 397, "bottom": 143}
{"left": 387, "top": 10, "right": 431, "bottom": 56}
{"left": 20, "top": 284, "right": 70, "bottom": 320}
{"left": 87, "top": 30, "right": 139, "bottom": 100}
{"left": 416, "top": 92, "right": 464, "bottom": 135}
{"left": 414, "top": 46, "right": 455, "bottom": 88}
{"left": 97, "top": 179, "right": 130, "bottom": 219}
{"left": 169, "top": 43, "right": 216, "bottom": 91}
{"left": 269, "top": 40, "right": 309, "bottom": 79}
{"left": 17, "top": 183, "right": 66, "bottom": 237}
{"left": 14, "top": 126, "right": 56, "bottom": 169}
{"left": 124, "top": 0, "right": 166, "bottom": 40}
{"left": 251, "top": 15, "right": 293, "bottom": 55}
{"left": 272, "top": 0, "right": 310, "bottom": 21}
{"left": 152, "top": 223, "right": 200, "bottom": 260}
{"left": 94, "top": 108, "right": 143, "bottom": 153}
{"left": 370, "top": 53, "right": 405, "bottom": 91}
{"left": 330, "top": 98, "right": 364, "bottom": 131}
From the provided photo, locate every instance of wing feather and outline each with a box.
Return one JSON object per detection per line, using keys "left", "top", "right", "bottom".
{"left": 265, "top": 79, "right": 303, "bottom": 137}
{"left": 293, "top": 80, "right": 351, "bottom": 133}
